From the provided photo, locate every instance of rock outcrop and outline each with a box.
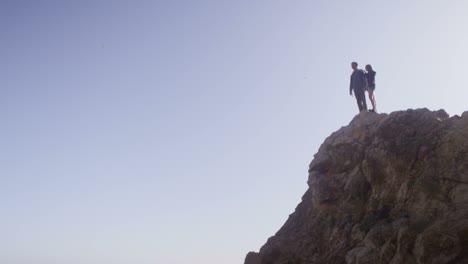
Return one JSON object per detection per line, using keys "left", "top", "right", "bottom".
{"left": 245, "top": 109, "right": 468, "bottom": 264}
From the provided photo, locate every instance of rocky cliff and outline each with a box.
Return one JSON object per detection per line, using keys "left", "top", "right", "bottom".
{"left": 245, "top": 109, "right": 468, "bottom": 264}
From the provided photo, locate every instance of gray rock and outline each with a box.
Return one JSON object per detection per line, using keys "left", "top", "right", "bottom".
{"left": 245, "top": 109, "right": 468, "bottom": 264}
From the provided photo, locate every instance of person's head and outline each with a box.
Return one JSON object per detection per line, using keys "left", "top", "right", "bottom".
{"left": 351, "top": 62, "right": 358, "bottom": 70}
{"left": 365, "top": 64, "right": 373, "bottom": 71}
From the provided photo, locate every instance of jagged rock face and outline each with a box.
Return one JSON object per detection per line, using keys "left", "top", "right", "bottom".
{"left": 245, "top": 109, "right": 468, "bottom": 264}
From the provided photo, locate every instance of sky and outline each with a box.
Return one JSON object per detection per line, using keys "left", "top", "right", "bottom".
{"left": 1, "top": 1, "right": 468, "bottom": 264}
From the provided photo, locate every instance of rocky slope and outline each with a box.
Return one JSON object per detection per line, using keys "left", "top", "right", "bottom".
{"left": 245, "top": 109, "right": 468, "bottom": 264}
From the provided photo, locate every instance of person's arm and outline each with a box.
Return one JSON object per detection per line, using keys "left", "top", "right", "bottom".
{"left": 350, "top": 75, "right": 353, "bottom": 95}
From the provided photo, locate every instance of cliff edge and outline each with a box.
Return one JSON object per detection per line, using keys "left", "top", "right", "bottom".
{"left": 245, "top": 108, "right": 468, "bottom": 264}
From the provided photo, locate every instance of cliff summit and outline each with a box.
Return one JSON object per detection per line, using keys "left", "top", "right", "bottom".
{"left": 245, "top": 108, "right": 468, "bottom": 264}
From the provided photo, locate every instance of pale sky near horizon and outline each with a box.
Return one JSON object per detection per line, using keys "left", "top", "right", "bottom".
{"left": 2, "top": 1, "right": 468, "bottom": 264}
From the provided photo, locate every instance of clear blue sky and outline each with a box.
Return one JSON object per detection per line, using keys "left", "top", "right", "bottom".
{"left": 1, "top": 1, "right": 467, "bottom": 263}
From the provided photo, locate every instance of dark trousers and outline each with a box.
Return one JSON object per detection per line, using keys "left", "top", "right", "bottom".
{"left": 354, "top": 88, "right": 367, "bottom": 112}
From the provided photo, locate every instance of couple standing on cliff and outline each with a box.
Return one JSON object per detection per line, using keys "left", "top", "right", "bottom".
{"left": 349, "top": 61, "right": 377, "bottom": 113}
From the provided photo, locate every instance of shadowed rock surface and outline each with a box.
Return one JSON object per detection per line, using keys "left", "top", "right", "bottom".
{"left": 245, "top": 109, "right": 468, "bottom": 264}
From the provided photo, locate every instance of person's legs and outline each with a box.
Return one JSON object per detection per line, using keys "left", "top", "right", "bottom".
{"left": 368, "top": 89, "right": 376, "bottom": 111}
{"left": 356, "top": 88, "right": 367, "bottom": 111}
{"left": 354, "top": 88, "right": 366, "bottom": 112}
{"left": 355, "top": 96, "right": 363, "bottom": 111}
{"left": 361, "top": 88, "right": 368, "bottom": 110}
{"left": 354, "top": 90, "right": 362, "bottom": 111}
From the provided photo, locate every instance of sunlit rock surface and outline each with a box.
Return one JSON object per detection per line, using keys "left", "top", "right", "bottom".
{"left": 245, "top": 109, "right": 468, "bottom": 264}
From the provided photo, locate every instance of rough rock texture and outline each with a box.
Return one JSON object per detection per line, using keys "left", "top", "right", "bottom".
{"left": 245, "top": 109, "right": 468, "bottom": 264}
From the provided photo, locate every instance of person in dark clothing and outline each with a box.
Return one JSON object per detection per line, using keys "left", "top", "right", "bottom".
{"left": 365, "top": 64, "right": 377, "bottom": 112}
{"left": 349, "top": 62, "right": 368, "bottom": 112}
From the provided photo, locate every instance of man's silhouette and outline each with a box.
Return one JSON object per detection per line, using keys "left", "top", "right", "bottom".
{"left": 349, "top": 62, "right": 368, "bottom": 112}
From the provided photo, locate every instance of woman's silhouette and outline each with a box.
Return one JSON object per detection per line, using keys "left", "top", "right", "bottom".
{"left": 365, "top": 64, "right": 377, "bottom": 112}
